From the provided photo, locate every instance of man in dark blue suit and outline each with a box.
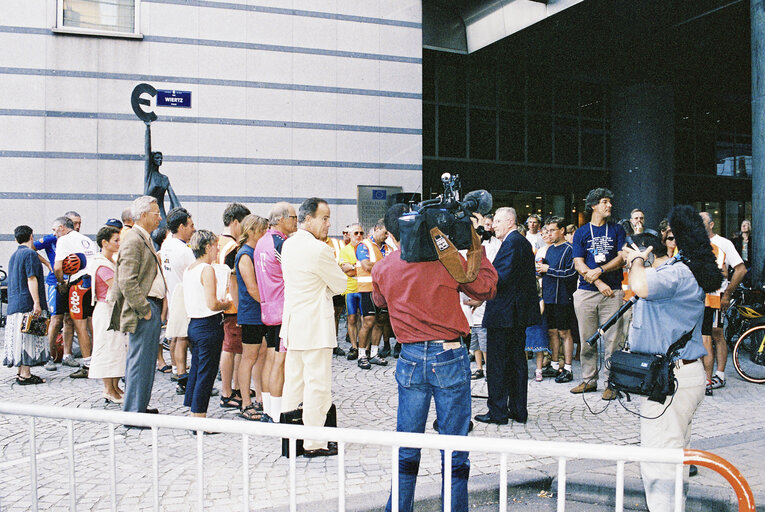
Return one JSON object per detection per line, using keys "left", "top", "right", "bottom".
{"left": 475, "top": 207, "right": 540, "bottom": 425}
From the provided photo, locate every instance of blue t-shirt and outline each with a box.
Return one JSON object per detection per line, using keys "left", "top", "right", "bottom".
{"left": 628, "top": 260, "right": 706, "bottom": 361}
{"left": 356, "top": 238, "right": 386, "bottom": 261}
{"left": 33, "top": 234, "right": 58, "bottom": 286}
{"left": 235, "top": 245, "right": 262, "bottom": 325}
{"left": 7, "top": 245, "right": 47, "bottom": 316}
{"left": 541, "top": 242, "right": 576, "bottom": 304}
{"left": 571, "top": 222, "right": 626, "bottom": 291}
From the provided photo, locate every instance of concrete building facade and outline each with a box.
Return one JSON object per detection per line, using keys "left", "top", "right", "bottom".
{"left": 0, "top": 0, "right": 422, "bottom": 263}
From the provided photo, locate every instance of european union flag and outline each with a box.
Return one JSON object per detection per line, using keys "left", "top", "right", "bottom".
{"left": 372, "top": 189, "right": 387, "bottom": 200}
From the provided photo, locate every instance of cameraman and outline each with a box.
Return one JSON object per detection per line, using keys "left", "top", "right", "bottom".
{"left": 372, "top": 204, "right": 497, "bottom": 512}
{"left": 622, "top": 206, "right": 722, "bottom": 512}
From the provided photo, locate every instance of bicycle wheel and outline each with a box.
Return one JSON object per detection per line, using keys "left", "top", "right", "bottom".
{"left": 732, "top": 325, "right": 765, "bottom": 384}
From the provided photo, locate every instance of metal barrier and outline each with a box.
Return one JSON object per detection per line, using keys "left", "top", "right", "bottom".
{"left": 0, "top": 401, "right": 755, "bottom": 512}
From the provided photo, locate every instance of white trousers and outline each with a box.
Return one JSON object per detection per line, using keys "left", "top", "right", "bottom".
{"left": 282, "top": 347, "right": 333, "bottom": 450}
{"left": 640, "top": 360, "right": 705, "bottom": 512}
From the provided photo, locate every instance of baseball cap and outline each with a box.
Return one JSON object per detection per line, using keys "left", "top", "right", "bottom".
{"left": 105, "top": 218, "right": 123, "bottom": 229}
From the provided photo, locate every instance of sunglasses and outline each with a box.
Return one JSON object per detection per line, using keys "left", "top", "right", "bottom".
{"left": 353, "top": 231, "right": 364, "bottom": 235}
{"left": 665, "top": 236, "right": 675, "bottom": 241}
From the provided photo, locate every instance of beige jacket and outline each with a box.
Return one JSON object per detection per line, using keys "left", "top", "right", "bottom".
{"left": 108, "top": 227, "right": 163, "bottom": 334}
{"left": 281, "top": 229, "right": 347, "bottom": 350}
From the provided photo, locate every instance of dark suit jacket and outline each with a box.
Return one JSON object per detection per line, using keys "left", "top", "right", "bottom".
{"left": 482, "top": 229, "right": 541, "bottom": 329}
{"left": 108, "top": 226, "right": 162, "bottom": 334}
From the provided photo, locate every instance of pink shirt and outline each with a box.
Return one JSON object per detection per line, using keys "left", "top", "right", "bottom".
{"left": 253, "top": 229, "right": 287, "bottom": 326}
{"left": 95, "top": 266, "right": 114, "bottom": 302}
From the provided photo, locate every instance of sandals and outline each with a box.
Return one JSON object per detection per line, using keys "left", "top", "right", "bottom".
{"left": 157, "top": 365, "right": 172, "bottom": 373}
{"left": 16, "top": 374, "right": 45, "bottom": 385}
{"left": 220, "top": 392, "right": 243, "bottom": 409}
{"left": 237, "top": 403, "right": 262, "bottom": 421}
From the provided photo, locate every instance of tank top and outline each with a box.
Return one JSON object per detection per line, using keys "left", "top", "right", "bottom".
{"left": 235, "top": 245, "right": 263, "bottom": 325}
{"left": 183, "top": 263, "right": 218, "bottom": 318}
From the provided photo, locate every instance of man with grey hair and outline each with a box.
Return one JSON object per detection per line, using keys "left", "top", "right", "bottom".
{"left": 254, "top": 201, "right": 298, "bottom": 422}
{"left": 525, "top": 214, "right": 544, "bottom": 252}
{"left": 54, "top": 214, "right": 98, "bottom": 378}
{"left": 108, "top": 196, "right": 166, "bottom": 420}
{"left": 64, "top": 211, "right": 82, "bottom": 232}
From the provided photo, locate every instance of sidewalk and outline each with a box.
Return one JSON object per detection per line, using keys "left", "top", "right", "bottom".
{"left": 0, "top": 332, "right": 763, "bottom": 510}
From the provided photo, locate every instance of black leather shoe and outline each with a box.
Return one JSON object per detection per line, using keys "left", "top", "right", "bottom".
{"left": 145, "top": 408, "right": 159, "bottom": 414}
{"left": 303, "top": 443, "right": 338, "bottom": 458}
{"left": 689, "top": 464, "right": 698, "bottom": 477}
{"left": 474, "top": 413, "right": 508, "bottom": 425}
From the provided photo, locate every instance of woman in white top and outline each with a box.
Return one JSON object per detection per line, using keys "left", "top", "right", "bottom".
{"left": 88, "top": 226, "right": 129, "bottom": 403}
{"left": 182, "top": 230, "right": 232, "bottom": 417}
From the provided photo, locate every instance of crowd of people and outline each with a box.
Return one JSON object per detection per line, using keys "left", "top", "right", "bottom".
{"left": 1, "top": 188, "right": 753, "bottom": 511}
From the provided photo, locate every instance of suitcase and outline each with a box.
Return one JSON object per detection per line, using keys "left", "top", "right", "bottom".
{"left": 280, "top": 404, "right": 337, "bottom": 458}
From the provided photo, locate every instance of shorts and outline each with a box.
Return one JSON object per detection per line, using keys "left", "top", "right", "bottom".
{"left": 702, "top": 307, "right": 721, "bottom": 336}
{"left": 222, "top": 314, "right": 242, "bottom": 354}
{"left": 68, "top": 278, "right": 93, "bottom": 320}
{"left": 471, "top": 326, "right": 488, "bottom": 352}
{"left": 165, "top": 285, "right": 189, "bottom": 338}
{"left": 241, "top": 323, "right": 267, "bottom": 345}
{"left": 346, "top": 292, "right": 362, "bottom": 316}
{"left": 546, "top": 304, "right": 573, "bottom": 331}
{"left": 265, "top": 324, "right": 281, "bottom": 349}
{"left": 333, "top": 294, "right": 345, "bottom": 308}
{"left": 359, "top": 292, "right": 376, "bottom": 317}
{"left": 46, "top": 283, "right": 68, "bottom": 316}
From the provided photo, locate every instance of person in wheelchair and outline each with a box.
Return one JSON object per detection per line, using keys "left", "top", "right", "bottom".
{"left": 622, "top": 205, "right": 722, "bottom": 512}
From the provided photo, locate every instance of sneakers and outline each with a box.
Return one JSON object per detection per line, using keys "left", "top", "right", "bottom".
{"left": 710, "top": 375, "right": 726, "bottom": 389}
{"left": 346, "top": 348, "right": 358, "bottom": 361}
{"left": 554, "top": 369, "right": 573, "bottom": 383}
{"left": 705, "top": 380, "right": 714, "bottom": 396}
{"left": 61, "top": 355, "right": 80, "bottom": 368}
{"left": 541, "top": 366, "right": 559, "bottom": 378}
{"left": 471, "top": 369, "right": 485, "bottom": 380}
{"left": 534, "top": 371, "right": 543, "bottom": 382}
{"left": 69, "top": 366, "right": 89, "bottom": 379}
{"left": 44, "top": 359, "right": 57, "bottom": 371}
{"left": 357, "top": 357, "right": 371, "bottom": 370}
{"left": 602, "top": 388, "right": 617, "bottom": 401}
{"left": 333, "top": 346, "right": 346, "bottom": 356}
{"left": 393, "top": 343, "right": 401, "bottom": 358}
{"left": 369, "top": 355, "right": 388, "bottom": 366}
{"left": 378, "top": 346, "right": 392, "bottom": 359}
{"left": 570, "top": 381, "right": 597, "bottom": 394}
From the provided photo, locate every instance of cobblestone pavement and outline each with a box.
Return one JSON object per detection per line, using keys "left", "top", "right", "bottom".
{"left": 1, "top": 332, "right": 764, "bottom": 510}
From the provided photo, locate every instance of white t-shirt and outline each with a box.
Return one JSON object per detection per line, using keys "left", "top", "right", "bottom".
{"left": 160, "top": 236, "right": 195, "bottom": 303}
{"left": 711, "top": 234, "right": 744, "bottom": 294}
{"left": 54, "top": 231, "right": 98, "bottom": 281}
{"left": 526, "top": 231, "right": 544, "bottom": 251}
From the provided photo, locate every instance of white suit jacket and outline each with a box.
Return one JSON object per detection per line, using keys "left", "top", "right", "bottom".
{"left": 281, "top": 229, "right": 348, "bottom": 350}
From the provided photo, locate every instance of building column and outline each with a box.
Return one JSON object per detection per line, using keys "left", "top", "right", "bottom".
{"left": 609, "top": 83, "right": 675, "bottom": 230}
{"left": 752, "top": 0, "right": 765, "bottom": 285}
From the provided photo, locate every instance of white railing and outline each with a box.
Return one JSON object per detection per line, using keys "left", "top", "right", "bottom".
{"left": 0, "top": 401, "right": 688, "bottom": 512}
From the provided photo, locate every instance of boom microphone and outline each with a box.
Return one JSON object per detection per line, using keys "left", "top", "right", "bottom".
{"left": 460, "top": 190, "right": 493, "bottom": 215}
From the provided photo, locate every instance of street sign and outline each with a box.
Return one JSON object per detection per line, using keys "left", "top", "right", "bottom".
{"left": 156, "top": 90, "right": 191, "bottom": 108}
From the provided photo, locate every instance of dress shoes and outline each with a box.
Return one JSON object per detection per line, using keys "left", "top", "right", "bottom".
{"left": 473, "top": 413, "right": 508, "bottom": 425}
{"left": 145, "top": 408, "right": 159, "bottom": 414}
{"left": 303, "top": 442, "right": 338, "bottom": 458}
{"left": 570, "top": 381, "right": 597, "bottom": 394}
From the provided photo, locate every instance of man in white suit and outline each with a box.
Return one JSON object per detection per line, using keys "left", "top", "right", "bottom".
{"left": 281, "top": 197, "right": 348, "bottom": 457}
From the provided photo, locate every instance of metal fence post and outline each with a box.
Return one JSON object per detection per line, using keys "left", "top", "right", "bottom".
{"left": 338, "top": 441, "right": 346, "bottom": 511}
{"left": 242, "top": 434, "right": 249, "bottom": 512}
{"left": 197, "top": 431, "right": 204, "bottom": 512}
{"left": 67, "top": 420, "right": 77, "bottom": 512}
{"left": 152, "top": 427, "right": 160, "bottom": 512}
{"left": 499, "top": 453, "right": 507, "bottom": 512}
{"left": 443, "top": 449, "right": 452, "bottom": 512}
{"left": 28, "top": 417, "right": 38, "bottom": 512}
{"left": 109, "top": 424, "right": 117, "bottom": 512}
{"left": 557, "top": 457, "right": 566, "bottom": 512}
{"left": 391, "top": 445, "right": 399, "bottom": 512}
{"left": 289, "top": 438, "right": 296, "bottom": 512}
{"left": 615, "top": 460, "right": 625, "bottom": 512}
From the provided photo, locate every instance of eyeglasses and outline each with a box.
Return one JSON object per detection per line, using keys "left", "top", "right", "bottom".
{"left": 665, "top": 236, "right": 675, "bottom": 241}
{"left": 353, "top": 231, "right": 364, "bottom": 235}
{"left": 289, "top": 215, "right": 298, "bottom": 220}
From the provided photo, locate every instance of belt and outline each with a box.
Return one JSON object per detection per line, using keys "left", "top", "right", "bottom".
{"left": 675, "top": 358, "right": 699, "bottom": 368}
{"left": 148, "top": 296, "right": 163, "bottom": 306}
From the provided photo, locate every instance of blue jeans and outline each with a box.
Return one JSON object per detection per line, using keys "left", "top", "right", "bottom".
{"left": 385, "top": 341, "right": 471, "bottom": 512}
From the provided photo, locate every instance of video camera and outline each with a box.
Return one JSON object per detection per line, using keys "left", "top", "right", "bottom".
{"left": 398, "top": 173, "right": 492, "bottom": 263}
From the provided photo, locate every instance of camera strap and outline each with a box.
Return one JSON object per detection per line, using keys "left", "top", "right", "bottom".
{"left": 428, "top": 226, "right": 482, "bottom": 283}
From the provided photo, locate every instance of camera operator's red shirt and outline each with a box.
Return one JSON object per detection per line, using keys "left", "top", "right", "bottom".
{"left": 372, "top": 249, "right": 497, "bottom": 343}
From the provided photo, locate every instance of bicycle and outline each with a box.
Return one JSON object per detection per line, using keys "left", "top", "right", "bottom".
{"left": 0, "top": 264, "right": 6, "bottom": 327}
{"left": 732, "top": 323, "right": 765, "bottom": 384}
{"left": 724, "top": 285, "right": 765, "bottom": 384}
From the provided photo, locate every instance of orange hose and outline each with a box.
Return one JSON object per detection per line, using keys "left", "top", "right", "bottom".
{"left": 684, "top": 449, "right": 755, "bottom": 512}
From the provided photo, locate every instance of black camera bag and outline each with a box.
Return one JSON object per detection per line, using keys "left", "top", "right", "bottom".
{"left": 399, "top": 208, "right": 473, "bottom": 263}
{"left": 607, "top": 330, "right": 694, "bottom": 404}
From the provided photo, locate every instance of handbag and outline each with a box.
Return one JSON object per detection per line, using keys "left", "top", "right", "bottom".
{"left": 280, "top": 403, "right": 337, "bottom": 458}
{"left": 607, "top": 329, "right": 694, "bottom": 404}
{"left": 20, "top": 312, "right": 50, "bottom": 337}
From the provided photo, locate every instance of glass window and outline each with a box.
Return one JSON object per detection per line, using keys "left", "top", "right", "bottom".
{"left": 555, "top": 81, "right": 579, "bottom": 117}
{"left": 498, "top": 111, "right": 525, "bottom": 162}
{"left": 498, "top": 73, "right": 525, "bottom": 111}
{"left": 527, "top": 114, "right": 552, "bottom": 163}
{"left": 554, "top": 117, "right": 578, "bottom": 166}
{"left": 527, "top": 78, "right": 552, "bottom": 114}
{"left": 579, "top": 83, "right": 604, "bottom": 119}
{"left": 438, "top": 106, "right": 466, "bottom": 158}
{"left": 581, "top": 119, "right": 604, "bottom": 168}
{"left": 438, "top": 64, "right": 466, "bottom": 104}
{"left": 469, "top": 109, "right": 496, "bottom": 160}
{"left": 423, "top": 104, "right": 436, "bottom": 156}
{"left": 423, "top": 57, "right": 436, "bottom": 102}
{"left": 469, "top": 66, "right": 495, "bottom": 107}
{"left": 61, "top": 0, "right": 138, "bottom": 34}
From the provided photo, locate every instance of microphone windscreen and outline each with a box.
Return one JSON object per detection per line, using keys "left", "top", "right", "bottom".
{"left": 464, "top": 190, "right": 493, "bottom": 215}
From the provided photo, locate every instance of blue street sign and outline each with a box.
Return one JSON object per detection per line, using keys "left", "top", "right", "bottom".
{"left": 371, "top": 189, "right": 387, "bottom": 200}
{"left": 156, "top": 90, "right": 191, "bottom": 108}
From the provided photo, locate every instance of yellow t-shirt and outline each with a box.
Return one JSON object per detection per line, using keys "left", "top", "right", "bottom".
{"left": 339, "top": 243, "right": 358, "bottom": 294}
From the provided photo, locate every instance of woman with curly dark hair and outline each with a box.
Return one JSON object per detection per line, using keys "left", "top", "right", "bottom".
{"left": 622, "top": 205, "right": 722, "bottom": 512}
